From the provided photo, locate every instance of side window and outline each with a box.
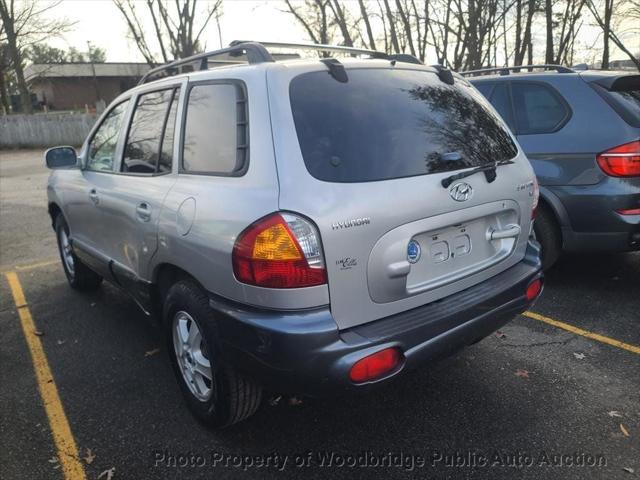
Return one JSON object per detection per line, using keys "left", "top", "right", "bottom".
{"left": 87, "top": 101, "right": 128, "bottom": 172}
{"left": 474, "top": 82, "right": 495, "bottom": 98}
{"left": 122, "top": 89, "right": 175, "bottom": 174}
{"left": 489, "top": 83, "right": 515, "bottom": 131}
{"left": 511, "top": 82, "right": 569, "bottom": 134}
{"left": 182, "top": 83, "right": 247, "bottom": 174}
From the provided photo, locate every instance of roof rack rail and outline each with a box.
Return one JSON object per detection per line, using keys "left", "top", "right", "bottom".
{"left": 138, "top": 41, "right": 273, "bottom": 85}
{"left": 230, "top": 40, "right": 392, "bottom": 60}
{"left": 138, "top": 40, "right": 423, "bottom": 85}
{"left": 460, "top": 64, "right": 575, "bottom": 77}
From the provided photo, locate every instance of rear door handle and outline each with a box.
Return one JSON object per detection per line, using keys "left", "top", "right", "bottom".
{"left": 487, "top": 224, "right": 521, "bottom": 241}
{"left": 89, "top": 189, "right": 99, "bottom": 205}
{"left": 136, "top": 202, "right": 151, "bottom": 222}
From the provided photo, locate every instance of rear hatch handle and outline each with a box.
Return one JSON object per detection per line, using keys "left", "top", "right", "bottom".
{"left": 387, "top": 261, "right": 411, "bottom": 278}
{"left": 487, "top": 224, "right": 521, "bottom": 241}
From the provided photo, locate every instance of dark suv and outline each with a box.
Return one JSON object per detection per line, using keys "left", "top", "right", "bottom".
{"left": 466, "top": 66, "right": 640, "bottom": 269}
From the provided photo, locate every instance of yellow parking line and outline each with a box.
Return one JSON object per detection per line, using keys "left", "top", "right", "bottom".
{"left": 0, "top": 259, "right": 59, "bottom": 275}
{"left": 14, "top": 259, "right": 60, "bottom": 272}
{"left": 5, "top": 271, "right": 86, "bottom": 480}
{"left": 524, "top": 311, "right": 640, "bottom": 355}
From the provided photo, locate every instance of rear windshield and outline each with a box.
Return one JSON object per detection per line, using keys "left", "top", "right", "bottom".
{"left": 597, "top": 76, "right": 640, "bottom": 128}
{"left": 289, "top": 68, "right": 518, "bottom": 183}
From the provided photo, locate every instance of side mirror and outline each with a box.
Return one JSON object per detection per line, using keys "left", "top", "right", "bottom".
{"left": 45, "top": 146, "right": 78, "bottom": 169}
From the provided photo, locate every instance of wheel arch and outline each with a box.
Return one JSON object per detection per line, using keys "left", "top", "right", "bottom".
{"left": 538, "top": 186, "right": 570, "bottom": 231}
{"left": 151, "top": 263, "right": 208, "bottom": 322}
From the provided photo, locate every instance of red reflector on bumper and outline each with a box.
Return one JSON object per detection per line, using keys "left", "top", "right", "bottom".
{"left": 617, "top": 208, "right": 640, "bottom": 215}
{"left": 349, "top": 348, "right": 404, "bottom": 383}
{"left": 526, "top": 278, "right": 543, "bottom": 302}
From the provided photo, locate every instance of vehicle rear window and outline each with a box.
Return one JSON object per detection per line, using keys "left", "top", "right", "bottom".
{"left": 289, "top": 69, "right": 518, "bottom": 183}
{"left": 597, "top": 76, "right": 640, "bottom": 128}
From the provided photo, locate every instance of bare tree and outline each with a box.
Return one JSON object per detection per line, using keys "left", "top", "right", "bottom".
{"left": 0, "top": 43, "right": 10, "bottom": 114}
{"left": 328, "top": 0, "right": 354, "bottom": 46}
{"left": 0, "top": 0, "right": 72, "bottom": 113}
{"left": 282, "top": 0, "right": 634, "bottom": 71}
{"left": 588, "top": 0, "right": 640, "bottom": 70}
{"left": 544, "top": 0, "right": 554, "bottom": 63}
{"left": 512, "top": 0, "right": 535, "bottom": 65}
{"left": 554, "top": 0, "right": 586, "bottom": 64}
{"left": 357, "top": 0, "right": 377, "bottom": 49}
{"left": 284, "top": 0, "right": 333, "bottom": 46}
{"left": 114, "top": 0, "right": 222, "bottom": 65}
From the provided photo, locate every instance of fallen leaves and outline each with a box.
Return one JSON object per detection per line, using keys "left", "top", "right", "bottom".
{"left": 83, "top": 448, "right": 95, "bottom": 465}
{"left": 620, "top": 423, "right": 630, "bottom": 437}
{"left": 144, "top": 348, "right": 160, "bottom": 357}
{"left": 288, "top": 396, "right": 304, "bottom": 406}
{"left": 515, "top": 369, "right": 530, "bottom": 379}
{"left": 98, "top": 467, "right": 115, "bottom": 480}
{"left": 268, "top": 395, "right": 303, "bottom": 406}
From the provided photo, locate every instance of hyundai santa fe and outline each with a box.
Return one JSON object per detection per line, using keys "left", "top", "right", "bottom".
{"left": 45, "top": 41, "right": 542, "bottom": 427}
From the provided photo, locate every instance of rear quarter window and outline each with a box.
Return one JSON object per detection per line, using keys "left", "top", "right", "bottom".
{"left": 593, "top": 76, "right": 640, "bottom": 128}
{"left": 181, "top": 82, "right": 248, "bottom": 175}
{"left": 289, "top": 69, "right": 518, "bottom": 183}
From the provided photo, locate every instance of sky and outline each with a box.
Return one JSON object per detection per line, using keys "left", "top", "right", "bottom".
{"left": 42, "top": 0, "right": 638, "bottom": 65}
{"left": 46, "top": 0, "right": 309, "bottom": 63}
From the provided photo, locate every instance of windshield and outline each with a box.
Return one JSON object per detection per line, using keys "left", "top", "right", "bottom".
{"left": 289, "top": 68, "right": 518, "bottom": 183}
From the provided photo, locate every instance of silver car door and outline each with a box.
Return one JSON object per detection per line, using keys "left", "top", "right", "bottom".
{"left": 97, "top": 86, "right": 182, "bottom": 308}
{"left": 67, "top": 99, "right": 130, "bottom": 278}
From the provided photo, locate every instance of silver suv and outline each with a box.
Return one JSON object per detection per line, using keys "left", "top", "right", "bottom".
{"left": 45, "top": 41, "right": 543, "bottom": 427}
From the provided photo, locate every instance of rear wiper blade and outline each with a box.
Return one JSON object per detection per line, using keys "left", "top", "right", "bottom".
{"left": 441, "top": 160, "right": 515, "bottom": 188}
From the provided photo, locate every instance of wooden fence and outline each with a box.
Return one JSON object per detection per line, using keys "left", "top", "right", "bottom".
{"left": 0, "top": 112, "right": 97, "bottom": 149}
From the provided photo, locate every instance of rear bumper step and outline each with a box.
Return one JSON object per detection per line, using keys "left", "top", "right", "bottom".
{"left": 209, "top": 240, "right": 542, "bottom": 395}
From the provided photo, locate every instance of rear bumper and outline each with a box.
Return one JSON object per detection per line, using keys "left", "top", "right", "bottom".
{"left": 548, "top": 179, "right": 640, "bottom": 252}
{"left": 561, "top": 227, "right": 640, "bottom": 252}
{"left": 210, "top": 240, "right": 543, "bottom": 395}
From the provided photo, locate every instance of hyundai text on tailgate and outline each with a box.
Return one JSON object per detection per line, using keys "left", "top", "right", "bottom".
{"left": 44, "top": 41, "right": 543, "bottom": 427}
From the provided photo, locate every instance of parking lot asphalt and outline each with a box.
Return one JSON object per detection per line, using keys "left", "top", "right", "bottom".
{"left": 1, "top": 149, "right": 638, "bottom": 480}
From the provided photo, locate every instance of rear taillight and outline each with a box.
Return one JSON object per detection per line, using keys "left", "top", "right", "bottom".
{"left": 531, "top": 176, "right": 540, "bottom": 219}
{"left": 349, "top": 347, "right": 404, "bottom": 383}
{"left": 232, "top": 212, "right": 327, "bottom": 288}
{"left": 596, "top": 140, "right": 640, "bottom": 177}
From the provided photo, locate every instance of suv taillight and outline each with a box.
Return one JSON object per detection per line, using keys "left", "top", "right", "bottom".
{"left": 232, "top": 212, "right": 327, "bottom": 288}
{"left": 596, "top": 140, "right": 640, "bottom": 177}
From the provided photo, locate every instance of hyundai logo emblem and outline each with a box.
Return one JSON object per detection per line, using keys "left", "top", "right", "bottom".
{"left": 407, "top": 240, "right": 421, "bottom": 264}
{"left": 449, "top": 182, "right": 473, "bottom": 202}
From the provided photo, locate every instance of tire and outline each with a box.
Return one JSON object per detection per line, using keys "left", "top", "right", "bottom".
{"left": 54, "top": 214, "right": 103, "bottom": 291}
{"left": 533, "top": 206, "right": 562, "bottom": 271}
{"left": 164, "top": 280, "right": 262, "bottom": 428}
